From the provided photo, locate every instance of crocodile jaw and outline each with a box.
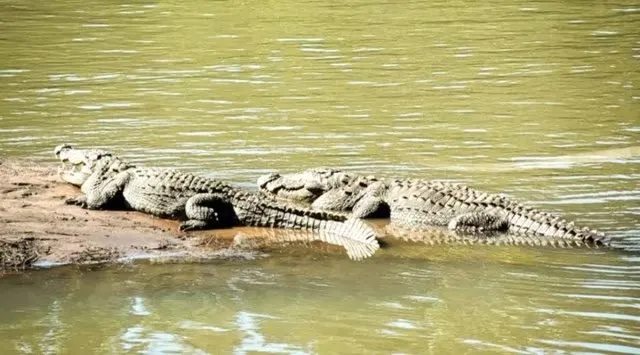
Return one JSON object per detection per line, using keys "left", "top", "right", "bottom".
{"left": 54, "top": 144, "right": 112, "bottom": 186}
{"left": 57, "top": 169, "right": 90, "bottom": 186}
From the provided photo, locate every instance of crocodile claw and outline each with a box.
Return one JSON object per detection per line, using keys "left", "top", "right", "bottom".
{"left": 65, "top": 196, "right": 87, "bottom": 208}
{"left": 179, "top": 220, "right": 208, "bottom": 231}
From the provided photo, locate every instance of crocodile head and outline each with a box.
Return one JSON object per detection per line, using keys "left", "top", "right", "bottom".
{"left": 257, "top": 168, "right": 357, "bottom": 204}
{"left": 54, "top": 144, "right": 121, "bottom": 186}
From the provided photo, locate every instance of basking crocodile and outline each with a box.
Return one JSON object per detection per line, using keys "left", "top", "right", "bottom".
{"left": 54, "top": 146, "right": 379, "bottom": 260}
{"left": 257, "top": 168, "right": 609, "bottom": 247}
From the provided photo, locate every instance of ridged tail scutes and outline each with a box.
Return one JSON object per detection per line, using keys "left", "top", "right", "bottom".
{"left": 503, "top": 207, "right": 609, "bottom": 246}
{"left": 232, "top": 195, "right": 380, "bottom": 260}
{"left": 316, "top": 218, "right": 380, "bottom": 261}
{"left": 387, "top": 224, "right": 610, "bottom": 248}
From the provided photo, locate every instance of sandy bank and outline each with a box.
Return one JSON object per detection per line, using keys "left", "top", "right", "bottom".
{"left": 0, "top": 159, "right": 350, "bottom": 273}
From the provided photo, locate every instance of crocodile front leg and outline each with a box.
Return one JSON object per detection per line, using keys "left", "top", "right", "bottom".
{"left": 351, "top": 181, "right": 390, "bottom": 218}
{"left": 311, "top": 181, "right": 390, "bottom": 218}
{"left": 181, "top": 193, "right": 238, "bottom": 231}
{"left": 65, "top": 195, "right": 88, "bottom": 207}
{"left": 311, "top": 188, "right": 359, "bottom": 213}
{"left": 351, "top": 194, "right": 390, "bottom": 218}
{"left": 66, "top": 170, "right": 131, "bottom": 209}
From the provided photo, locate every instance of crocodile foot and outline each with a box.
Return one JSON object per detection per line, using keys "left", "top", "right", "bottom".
{"left": 447, "top": 212, "right": 509, "bottom": 233}
{"left": 179, "top": 219, "right": 209, "bottom": 231}
{"left": 65, "top": 195, "right": 87, "bottom": 208}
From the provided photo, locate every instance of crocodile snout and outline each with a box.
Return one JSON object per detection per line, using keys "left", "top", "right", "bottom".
{"left": 54, "top": 143, "right": 74, "bottom": 160}
{"left": 257, "top": 173, "right": 281, "bottom": 189}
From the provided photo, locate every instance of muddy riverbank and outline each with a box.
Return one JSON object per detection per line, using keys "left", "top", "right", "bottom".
{"left": 0, "top": 159, "right": 351, "bottom": 273}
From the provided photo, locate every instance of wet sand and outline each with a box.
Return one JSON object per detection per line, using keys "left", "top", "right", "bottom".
{"left": 0, "top": 159, "right": 348, "bottom": 273}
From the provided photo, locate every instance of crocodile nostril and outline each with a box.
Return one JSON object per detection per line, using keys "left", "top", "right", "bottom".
{"left": 54, "top": 143, "right": 73, "bottom": 157}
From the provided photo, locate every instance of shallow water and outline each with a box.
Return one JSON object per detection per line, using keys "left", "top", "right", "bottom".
{"left": 1, "top": 249, "right": 639, "bottom": 354}
{"left": 1, "top": 0, "right": 639, "bottom": 353}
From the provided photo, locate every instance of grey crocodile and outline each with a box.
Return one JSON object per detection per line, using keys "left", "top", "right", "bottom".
{"left": 257, "top": 168, "right": 610, "bottom": 247}
{"left": 55, "top": 146, "right": 379, "bottom": 260}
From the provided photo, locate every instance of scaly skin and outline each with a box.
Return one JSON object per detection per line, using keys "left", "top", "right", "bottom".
{"left": 384, "top": 224, "right": 605, "bottom": 248}
{"left": 257, "top": 168, "right": 610, "bottom": 247}
{"left": 54, "top": 146, "right": 379, "bottom": 260}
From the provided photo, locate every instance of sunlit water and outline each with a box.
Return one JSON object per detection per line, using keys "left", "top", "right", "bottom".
{"left": 1, "top": 250, "right": 640, "bottom": 354}
{"left": 0, "top": 0, "right": 639, "bottom": 353}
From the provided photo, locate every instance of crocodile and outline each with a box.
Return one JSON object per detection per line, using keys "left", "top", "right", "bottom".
{"left": 54, "top": 146, "right": 379, "bottom": 260}
{"left": 257, "top": 168, "right": 610, "bottom": 247}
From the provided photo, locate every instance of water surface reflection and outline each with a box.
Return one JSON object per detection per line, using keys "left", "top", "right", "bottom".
{"left": 1, "top": 249, "right": 639, "bottom": 354}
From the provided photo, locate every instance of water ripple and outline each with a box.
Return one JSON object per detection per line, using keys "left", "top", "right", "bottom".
{"left": 538, "top": 339, "right": 640, "bottom": 354}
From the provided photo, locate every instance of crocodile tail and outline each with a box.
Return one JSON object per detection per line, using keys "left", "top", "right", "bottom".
{"left": 441, "top": 186, "right": 609, "bottom": 246}
{"left": 315, "top": 218, "right": 380, "bottom": 260}
{"left": 497, "top": 202, "right": 609, "bottom": 246}
{"left": 231, "top": 193, "right": 380, "bottom": 260}
{"left": 386, "top": 224, "right": 609, "bottom": 248}
{"left": 264, "top": 213, "right": 380, "bottom": 260}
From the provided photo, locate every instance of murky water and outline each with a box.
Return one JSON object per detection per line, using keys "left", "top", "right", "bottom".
{"left": 1, "top": 250, "right": 640, "bottom": 354}
{"left": 1, "top": 0, "right": 639, "bottom": 353}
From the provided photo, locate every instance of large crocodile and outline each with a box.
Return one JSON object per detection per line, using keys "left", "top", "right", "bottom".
{"left": 257, "top": 168, "right": 610, "bottom": 247}
{"left": 55, "top": 146, "right": 379, "bottom": 260}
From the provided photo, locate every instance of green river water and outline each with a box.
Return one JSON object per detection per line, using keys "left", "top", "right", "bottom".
{"left": 1, "top": 0, "right": 639, "bottom": 353}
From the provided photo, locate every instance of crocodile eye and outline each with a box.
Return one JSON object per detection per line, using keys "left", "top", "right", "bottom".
{"left": 359, "top": 181, "right": 368, "bottom": 188}
{"left": 341, "top": 177, "right": 349, "bottom": 184}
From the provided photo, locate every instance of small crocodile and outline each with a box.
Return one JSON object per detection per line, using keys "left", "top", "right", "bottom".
{"left": 55, "top": 146, "right": 379, "bottom": 260}
{"left": 258, "top": 168, "right": 609, "bottom": 247}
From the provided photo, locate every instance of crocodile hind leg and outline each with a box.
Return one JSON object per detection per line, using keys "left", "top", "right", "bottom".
{"left": 390, "top": 208, "right": 509, "bottom": 234}
{"left": 447, "top": 212, "right": 509, "bottom": 233}
{"left": 181, "top": 193, "right": 239, "bottom": 231}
